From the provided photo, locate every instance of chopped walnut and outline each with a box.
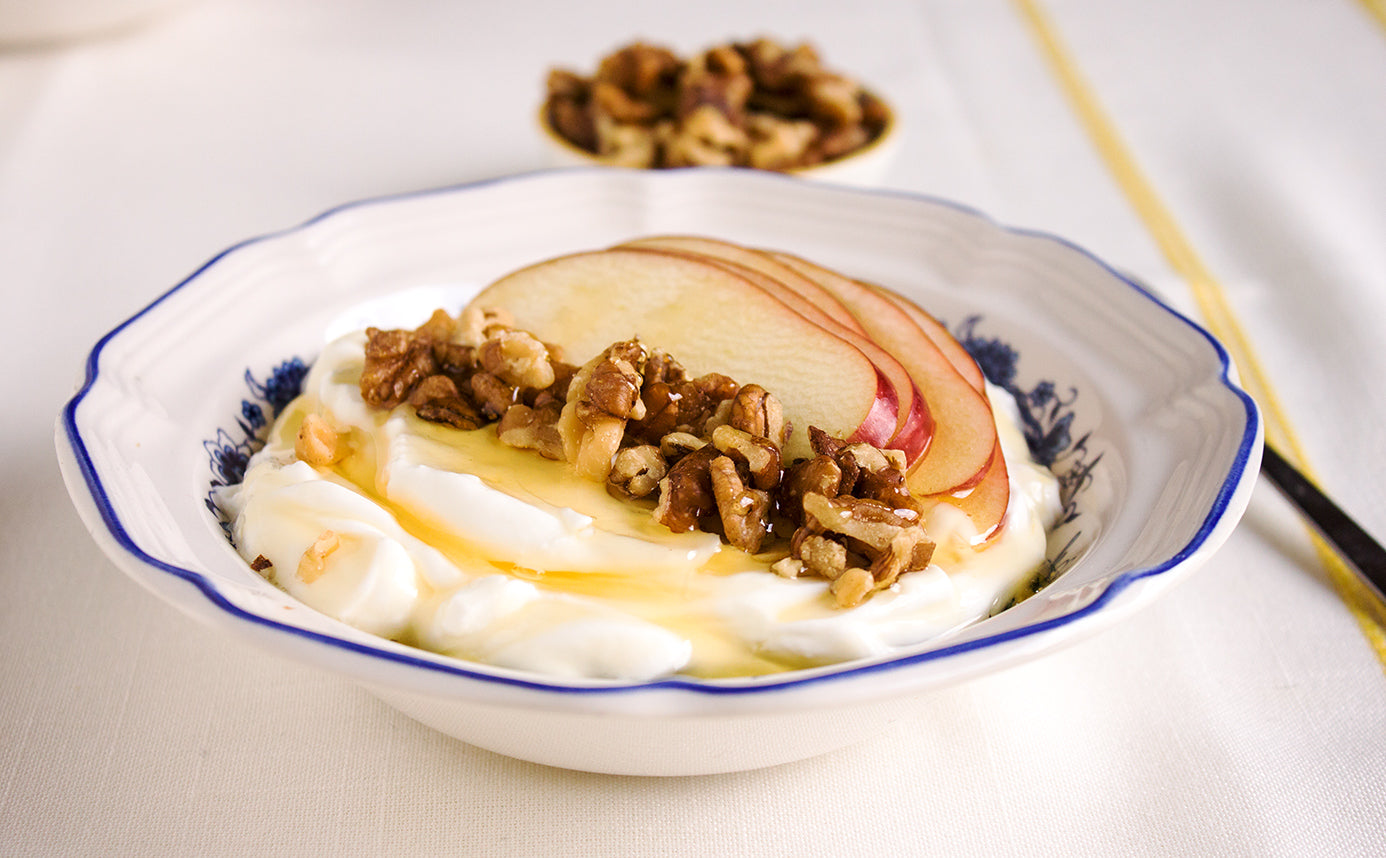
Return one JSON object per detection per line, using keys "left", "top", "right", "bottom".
{"left": 431, "top": 341, "right": 476, "bottom": 380}
{"left": 653, "top": 445, "right": 718, "bottom": 533}
{"left": 801, "top": 492, "right": 917, "bottom": 554}
{"left": 470, "top": 372, "right": 517, "bottom": 420}
{"left": 297, "top": 530, "right": 340, "bottom": 585}
{"left": 805, "top": 73, "right": 863, "bottom": 127}
{"left": 743, "top": 38, "right": 821, "bottom": 92}
{"left": 659, "top": 431, "right": 706, "bottom": 460}
{"left": 558, "top": 340, "right": 648, "bottom": 479}
{"left": 771, "top": 556, "right": 804, "bottom": 579}
{"left": 729, "top": 384, "right": 789, "bottom": 449}
{"left": 794, "top": 491, "right": 936, "bottom": 606}
{"left": 414, "top": 308, "right": 458, "bottom": 342}
{"left": 457, "top": 305, "right": 513, "bottom": 348}
{"left": 592, "top": 80, "right": 661, "bottom": 123}
{"left": 595, "top": 41, "right": 682, "bottom": 100}
{"left": 815, "top": 122, "right": 870, "bottom": 162}
{"left": 295, "top": 413, "right": 346, "bottom": 467}
{"left": 710, "top": 424, "right": 781, "bottom": 491}
{"left": 360, "top": 327, "right": 438, "bottom": 408}
{"left": 747, "top": 114, "right": 818, "bottom": 171}
{"left": 478, "top": 329, "right": 556, "bottom": 390}
{"left": 412, "top": 373, "right": 486, "bottom": 430}
{"left": 497, "top": 403, "right": 564, "bottom": 460}
{"left": 664, "top": 104, "right": 748, "bottom": 168}
{"left": 870, "top": 527, "right": 936, "bottom": 589}
{"left": 795, "top": 532, "right": 848, "bottom": 580}
{"left": 779, "top": 455, "right": 843, "bottom": 521}
{"left": 407, "top": 374, "right": 459, "bottom": 409}
{"left": 549, "top": 95, "right": 598, "bottom": 153}
{"left": 250, "top": 555, "right": 273, "bottom": 572}
{"left": 607, "top": 445, "right": 668, "bottom": 500}
{"left": 830, "top": 567, "right": 874, "bottom": 608}
{"left": 593, "top": 114, "right": 660, "bottom": 166}
{"left": 580, "top": 341, "right": 647, "bottom": 421}
{"left": 709, "top": 455, "right": 772, "bottom": 554}
{"left": 677, "top": 60, "right": 753, "bottom": 123}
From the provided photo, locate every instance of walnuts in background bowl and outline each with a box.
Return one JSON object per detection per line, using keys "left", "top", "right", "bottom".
{"left": 543, "top": 38, "right": 893, "bottom": 171}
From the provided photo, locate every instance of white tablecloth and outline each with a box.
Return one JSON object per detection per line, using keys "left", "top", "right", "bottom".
{"left": 4, "top": 1, "right": 1384, "bottom": 854}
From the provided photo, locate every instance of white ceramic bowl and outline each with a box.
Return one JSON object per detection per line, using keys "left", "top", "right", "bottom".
{"left": 537, "top": 97, "right": 900, "bottom": 186}
{"left": 56, "top": 169, "right": 1261, "bottom": 776}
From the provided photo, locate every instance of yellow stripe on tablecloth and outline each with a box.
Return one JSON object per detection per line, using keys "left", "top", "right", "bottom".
{"left": 1359, "top": 0, "right": 1386, "bottom": 32}
{"left": 1011, "top": 0, "right": 1386, "bottom": 662}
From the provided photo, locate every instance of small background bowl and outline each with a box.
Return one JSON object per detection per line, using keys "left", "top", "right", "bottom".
{"left": 537, "top": 98, "right": 900, "bottom": 186}
{"left": 56, "top": 168, "right": 1260, "bottom": 776}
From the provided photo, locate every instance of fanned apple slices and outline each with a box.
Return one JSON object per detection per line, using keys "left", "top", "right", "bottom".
{"left": 470, "top": 237, "right": 1010, "bottom": 539}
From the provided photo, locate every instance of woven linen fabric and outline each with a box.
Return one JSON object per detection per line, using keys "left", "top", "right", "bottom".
{"left": 3, "top": 0, "right": 1384, "bottom": 854}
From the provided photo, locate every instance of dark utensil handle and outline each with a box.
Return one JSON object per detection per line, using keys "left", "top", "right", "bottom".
{"left": 1261, "top": 443, "right": 1386, "bottom": 605}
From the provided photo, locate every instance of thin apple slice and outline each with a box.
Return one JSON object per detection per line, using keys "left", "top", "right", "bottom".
{"left": 618, "top": 235, "right": 867, "bottom": 334}
{"left": 865, "top": 282, "right": 987, "bottom": 393}
{"left": 764, "top": 250, "right": 998, "bottom": 497}
{"left": 619, "top": 244, "right": 931, "bottom": 465}
{"left": 933, "top": 441, "right": 1009, "bottom": 543}
{"left": 466, "top": 248, "right": 899, "bottom": 461}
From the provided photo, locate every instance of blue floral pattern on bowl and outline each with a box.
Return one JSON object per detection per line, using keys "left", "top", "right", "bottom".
{"left": 203, "top": 357, "right": 308, "bottom": 531}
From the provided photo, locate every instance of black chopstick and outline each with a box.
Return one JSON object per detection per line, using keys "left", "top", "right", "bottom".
{"left": 1260, "top": 443, "right": 1386, "bottom": 605}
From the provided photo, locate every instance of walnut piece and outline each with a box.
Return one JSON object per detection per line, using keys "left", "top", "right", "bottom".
{"left": 709, "top": 455, "right": 772, "bottom": 554}
{"left": 478, "top": 329, "right": 556, "bottom": 390}
{"left": 830, "top": 567, "right": 874, "bottom": 608}
{"left": 659, "top": 431, "right": 706, "bottom": 460}
{"left": 664, "top": 103, "right": 748, "bottom": 168}
{"left": 710, "top": 424, "right": 781, "bottom": 491}
{"left": 558, "top": 340, "right": 648, "bottom": 480}
{"left": 295, "top": 413, "right": 346, "bottom": 467}
{"left": 497, "top": 403, "right": 564, "bottom": 460}
{"left": 470, "top": 372, "right": 517, "bottom": 420}
{"left": 729, "top": 383, "right": 789, "bottom": 449}
{"left": 457, "top": 305, "right": 513, "bottom": 348}
{"left": 653, "top": 445, "right": 718, "bottom": 533}
{"left": 607, "top": 445, "right": 668, "bottom": 500}
{"left": 360, "top": 327, "right": 438, "bottom": 409}
{"left": 297, "top": 530, "right": 340, "bottom": 585}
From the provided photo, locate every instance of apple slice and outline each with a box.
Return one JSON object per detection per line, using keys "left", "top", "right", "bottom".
{"left": 934, "top": 441, "right": 1010, "bottom": 544}
{"left": 466, "top": 249, "right": 899, "bottom": 461}
{"left": 618, "top": 235, "right": 867, "bottom": 334}
{"left": 763, "top": 250, "right": 998, "bottom": 497}
{"left": 619, "top": 244, "right": 931, "bottom": 465}
{"left": 865, "top": 283, "right": 987, "bottom": 393}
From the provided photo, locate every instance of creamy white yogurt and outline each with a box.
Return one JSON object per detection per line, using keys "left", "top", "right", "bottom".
{"left": 217, "top": 330, "right": 1061, "bottom": 680}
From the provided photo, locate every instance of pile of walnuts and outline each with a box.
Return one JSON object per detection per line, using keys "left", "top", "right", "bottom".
{"left": 351, "top": 307, "right": 935, "bottom": 607}
{"left": 544, "top": 38, "right": 891, "bottom": 171}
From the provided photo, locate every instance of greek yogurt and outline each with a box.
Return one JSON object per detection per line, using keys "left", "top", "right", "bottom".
{"left": 217, "top": 330, "right": 1061, "bottom": 680}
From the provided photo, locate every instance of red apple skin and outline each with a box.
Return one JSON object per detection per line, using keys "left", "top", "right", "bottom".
{"left": 466, "top": 248, "right": 900, "bottom": 462}
{"left": 621, "top": 246, "right": 932, "bottom": 463}
{"left": 765, "top": 250, "right": 998, "bottom": 495}
{"left": 851, "top": 369, "right": 904, "bottom": 449}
